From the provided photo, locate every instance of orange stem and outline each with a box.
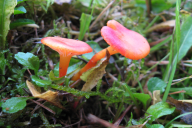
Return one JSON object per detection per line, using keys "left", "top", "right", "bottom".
{"left": 71, "top": 46, "right": 118, "bottom": 81}
{"left": 59, "top": 54, "right": 72, "bottom": 78}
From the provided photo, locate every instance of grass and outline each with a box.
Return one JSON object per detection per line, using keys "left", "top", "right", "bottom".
{"left": 1, "top": 0, "right": 192, "bottom": 127}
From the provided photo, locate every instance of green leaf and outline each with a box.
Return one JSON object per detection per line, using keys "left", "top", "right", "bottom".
{"left": 147, "top": 77, "right": 167, "bottom": 93}
{"left": 146, "top": 124, "right": 164, "bottom": 128}
{"left": 146, "top": 102, "right": 175, "bottom": 123}
{"left": 15, "top": 52, "right": 39, "bottom": 75}
{"left": 135, "top": 0, "right": 173, "bottom": 13}
{"left": 82, "top": 41, "right": 103, "bottom": 60}
{"left": 17, "top": 0, "right": 27, "bottom": 4}
{"left": 2, "top": 97, "right": 32, "bottom": 113}
{"left": 28, "top": 0, "right": 54, "bottom": 12}
{"left": 45, "top": 0, "right": 55, "bottom": 11}
{"left": 53, "top": 62, "right": 59, "bottom": 77}
{"left": 49, "top": 71, "right": 65, "bottom": 84}
{"left": 67, "top": 60, "right": 82, "bottom": 75}
{"left": 31, "top": 75, "right": 52, "bottom": 87}
{"left": 78, "top": 13, "right": 92, "bottom": 40}
{"left": 0, "top": 0, "right": 17, "bottom": 50}
{"left": 79, "top": 0, "right": 104, "bottom": 7}
{"left": 53, "top": 58, "right": 82, "bottom": 77}
{"left": 133, "top": 93, "right": 151, "bottom": 109}
{"left": 165, "top": 16, "right": 192, "bottom": 82}
{"left": 10, "top": 19, "right": 36, "bottom": 29}
{"left": 14, "top": 6, "right": 27, "bottom": 15}
{"left": 174, "top": 16, "right": 192, "bottom": 62}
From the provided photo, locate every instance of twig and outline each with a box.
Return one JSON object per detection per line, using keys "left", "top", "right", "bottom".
{"left": 89, "top": 0, "right": 116, "bottom": 30}
{"left": 64, "top": 30, "right": 100, "bottom": 36}
{"left": 62, "top": 120, "right": 81, "bottom": 128}
{"left": 69, "top": 78, "right": 81, "bottom": 88}
{"left": 87, "top": 114, "right": 119, "bottom": 128}
{"left": 168, "top": 90, "right": 186, "bottom": 95}
{"left": 27, "top": 69, "right": 32, "bottom": 76}
{"left": 114, "top": 62, "right": 124, "bottom": 80}
{"left": 29, "top": 99, "right": 56, "bottom": 115}
{"left": 77, "top": 56, "right": 88, "bottom": 63}
{"left": 94, "top": 36, "right": 103, "bottom": 43}
{"left": 113, "top": 105, "right": 133, "bottom": 126}
{"left": 145, "top": 0, "right": 151, "bottom": 17}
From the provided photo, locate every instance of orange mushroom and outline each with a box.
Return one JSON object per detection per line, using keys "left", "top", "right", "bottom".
{"left": 41, "top": 37, "right": 92, "bottom": 78}
{"left": 71, "top": 20, "right": 150, "bottom": 82}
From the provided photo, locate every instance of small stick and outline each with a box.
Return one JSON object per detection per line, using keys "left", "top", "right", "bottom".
{"left": 27, "top": 69, "right": 32, "bottom": 76}
{"left": 145, "top": 0, "right": 151, "bottom": 17}
{"left": 87, "top": 114, "right": 118, "bottom": 128}
{"left": 29, "top": 99, "right": 56, "bottom": 114}
{"left": 168, "top": 90, "right": 186, "bottom": 95}
{"left": 69, "top": 79, "right": 81, "bottom": 88}
{"left": 113, "top": 105, "right": 133, "bottom": 126}
{"left": 89, "top": 0, "right": 116, "bottom": 30}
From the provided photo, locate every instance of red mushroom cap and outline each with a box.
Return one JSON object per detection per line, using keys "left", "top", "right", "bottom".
{"left": 41, "top": 37, "right": 92, "bottom": 56}
{"left": 101, "top": 20, "right": 150, "bottom": 60}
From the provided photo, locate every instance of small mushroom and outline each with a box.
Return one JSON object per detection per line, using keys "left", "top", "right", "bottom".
{"left": 71, "top": 20, "right": 150, "bottom": 81}
{"left": 41, "top": 37, "right": 92, "bottom": 78}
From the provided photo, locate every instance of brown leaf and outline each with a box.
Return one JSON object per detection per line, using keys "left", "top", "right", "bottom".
{"left": 167, "top": 97, "right": 192, "bottom": 124}
{"left": 152, "top": 90, "right": 162, "bottom": 105}
{"left": 26, "top": 80, "right": 65, "bottom": 109}
{"left": 81, "top": 50, "right": 110, "bottom": 92}
{"left": 147, "top": 20, "right": 175, "bottom": 33}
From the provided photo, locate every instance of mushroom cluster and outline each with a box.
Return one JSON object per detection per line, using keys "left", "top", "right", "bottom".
{"left": 71, "top": 20, "right": 150, "bottom": 82}
{"left": 41, "top": 20, "right": 150, "bottom": 84}
{"left": 40, "top": 20, "right": 150, "bottom": 109}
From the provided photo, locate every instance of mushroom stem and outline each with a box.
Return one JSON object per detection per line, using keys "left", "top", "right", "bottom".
{"left": 59, "top": 54, "right": 72, "bottom": 78}
{"left": 71, "top": 46, "right": 118, "bottom": 81}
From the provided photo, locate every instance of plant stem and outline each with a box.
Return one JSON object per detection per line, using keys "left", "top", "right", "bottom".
{"left": 123, "top": 83, "right": 138, "bottom": 108}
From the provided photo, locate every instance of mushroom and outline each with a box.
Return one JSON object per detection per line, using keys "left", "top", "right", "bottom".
{"left": 71, "top": 20, "right": 150, "bottom": 81}
{"left": 41, "top": 37, "right": 92, "bottom": 78}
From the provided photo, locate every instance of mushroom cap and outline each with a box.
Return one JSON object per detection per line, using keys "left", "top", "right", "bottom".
{"left": 101, "top": 20, "right": 150, "bottom": 60}
{"left": 41, "top": 37, "right": 92, "bottom": 57}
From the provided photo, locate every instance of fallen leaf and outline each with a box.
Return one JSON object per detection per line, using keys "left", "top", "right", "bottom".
{"left": 167, "top": 97, "right": 192, "bottom": 124}
{"left": 81, "top": 50, "right": 110, "bottom": 92}
{"left": 146, "top": 20, "right": 175, "bottom": 33}
{"left": 26, "top": 80, "right": 65, "bottom": 109}
{"left": 26, "top": 80, "right": 41, "bottom": 95}
{"left": 152, "top": 90, "right": 162, "bottom": 105}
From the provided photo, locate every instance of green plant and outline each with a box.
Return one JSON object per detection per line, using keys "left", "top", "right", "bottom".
{"left": 0, "top": 0, "right": 17, "bottom": 50}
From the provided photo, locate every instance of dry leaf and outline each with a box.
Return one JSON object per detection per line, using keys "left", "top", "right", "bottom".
{"left": 26, "top": 80, "right": 65, "bottom": 109}
{"left": 152, "top": 90, "right": 162, "bottom": 104}
{"left": 81, "top": 50, "right": 110, "bottom": 92}
{"left": 147, "top": 20, "right": 175, "bottom": 33}
{"left": 167, "top": 97, "right": 192, "bottom": 124}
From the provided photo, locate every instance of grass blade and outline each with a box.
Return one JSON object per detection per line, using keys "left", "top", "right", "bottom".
{"left": 162, "top": 0, "right": 181, "bottom": 102}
